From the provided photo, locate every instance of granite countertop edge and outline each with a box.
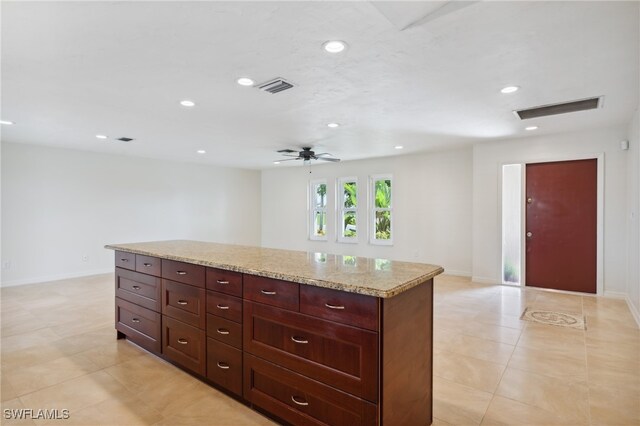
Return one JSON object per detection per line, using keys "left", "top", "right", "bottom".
{"left": 105, "top": 244, "right": 444, "bottom": 298}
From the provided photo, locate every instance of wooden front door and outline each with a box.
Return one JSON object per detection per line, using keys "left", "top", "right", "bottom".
{"left": 525, "top": 159, "right": 597, "bottom": 293}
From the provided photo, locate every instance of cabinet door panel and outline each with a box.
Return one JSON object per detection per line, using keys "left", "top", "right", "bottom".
{"left": 116, "top": 297, "right": 161, "bottom": 353}
{"left": 162, "top": 280, "right": 206, "bottom": 328}
{"left": 206, "top": 338, "right": 242, "bottom": 396}
{"left": 244, "top": 301, "right": 378, "bottom": 402}
{"left": 116, "top": 267, "right": 161, "bottom": 312}
{"left": 244, "top": 354, "right": 377, "bottom": 426}
{"left": 162, "top": 316, "right": 206, "bottom": 376}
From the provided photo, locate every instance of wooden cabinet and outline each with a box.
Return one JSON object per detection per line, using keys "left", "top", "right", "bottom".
{"left": 115, "top": 297, "right": 161, "bottom": 353}
{"left": 244, "top": 301, "right": 378, "bottom": 402}
{"left": 244, "top": 354, "right": 377, "bottom": 426}
{"left": 163, "top": 316, "right": 206, "bottom": 376}
{"left": 113, "top": 250, "right": 434, "bottom": 425}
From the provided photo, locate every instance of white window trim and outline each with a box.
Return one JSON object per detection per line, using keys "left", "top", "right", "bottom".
{"left": 309, "top": 179, "right": 328, "bottom": 241}
{"left": 369, "top": 174, "right": 393, "bottom": 246}
{"left": 336, "top": 176, "right": 358, "bottom": 244}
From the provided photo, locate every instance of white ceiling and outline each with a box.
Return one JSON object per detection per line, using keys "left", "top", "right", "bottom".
{"left": 1, "top": 1, "right": 638, "bottom": 169}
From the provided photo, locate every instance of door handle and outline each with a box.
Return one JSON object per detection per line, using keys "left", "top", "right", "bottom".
{"left": 526, "top": 232, "right": 533, "bottom": 238}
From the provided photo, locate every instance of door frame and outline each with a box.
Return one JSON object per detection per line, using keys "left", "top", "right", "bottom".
{"left": 499, "top": 153, "right": 604, "bottom": 295}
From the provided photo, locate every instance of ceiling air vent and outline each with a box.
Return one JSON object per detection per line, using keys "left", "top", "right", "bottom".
{"left": 515, "top": 96, "right": 603, "bottom": 120}
{"left": 258, "top": 78, "right": 294, "bottom": 94}
{"left": 116, "top": 137, "right": 134, "bottom": 142}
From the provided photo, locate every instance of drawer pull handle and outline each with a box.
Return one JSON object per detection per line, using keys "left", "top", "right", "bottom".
{"left": 177, "top": 300, "right": 188, "bottom": 305}
{"left": 176, "top": 271, "right": 188, "bottom": 275}
{"left": 291, "top": 336, "right": 308, "bottom": 344}
{"left": 121, "top": 258, "right": 129, "bottom": 262}
{"left": 132, "top": 285, "right": 141, "bottom": 290}
{"left": 216, "top": 280, "right": 230, "bottom": 285}
{"left": 131, "top": 318, "right": 140, "bottom": 323}
{"left": 177, "top": 338, "right": 188, "bottom": 345}
{"left": 143, "top": 263, "right": 152, "bottom": 267}
{"left": 217, "top": 361, "right": 230, "bottom": 370}
{"left": 325, "top": 303, "right": 345, "bottom": 310}
{"left": 216, "top": 304, "right": 229, "bottom": 310}
{"left": 217, "top": 328, "right": 230, "bottom": 335}
{"left": 261, "top": 290, "right": 277, "bottom": 295}
{"left": 291, "top": 396, "right": 309, "bottom": 406}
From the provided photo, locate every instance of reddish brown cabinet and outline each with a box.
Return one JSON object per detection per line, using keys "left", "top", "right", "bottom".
{"left": 112, "top": 249, "right": 435, "bottom": 426}
{"left": 244, "top": 301, "right": 378, "bottom": 402}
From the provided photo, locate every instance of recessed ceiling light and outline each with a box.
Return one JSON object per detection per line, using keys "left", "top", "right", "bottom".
{"left": 95, "top": 134, "right": 108, "bottom": 139}
{"left": 395, "top": 145, "right": 404, "bottom": 150}
{"left": 273, "top": 161, "right": 281, "bottom": 164}
{"left": 501, "top": 86, "right": 520, "bottom": 94}
{"left": 525, "top": 126, "right": 539, "bottom": 131}
{"left": 0, "top": 120, "right": 14, "bottom": 125}
{"left": 237, "top": 77, "right": 254, "bottom": 86}
{"left": 180, "top": 100, "right": 195, "bottom": 107}
{"left": 197, "top": 150, "right": 206, "bottom": 154}
{"left": 327, "top": 122, "right": 340, "bottom": 128}
{"left": 323, "top": 40, "right": 347, "bottom": 53}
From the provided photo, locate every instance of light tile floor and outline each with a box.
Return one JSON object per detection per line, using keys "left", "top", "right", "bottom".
{"left": 1, "top": 274, "right": 638, "bottom": 425}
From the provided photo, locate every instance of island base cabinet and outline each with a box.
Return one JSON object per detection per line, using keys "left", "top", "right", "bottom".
{"left": 244, "top": 354, "right": 377, "bottom": 426}
{"left": 207, "top": 338, "right": 242, "bottom": 396}
{"left": 162, "top": 316, "right": 206, "bottom": 376}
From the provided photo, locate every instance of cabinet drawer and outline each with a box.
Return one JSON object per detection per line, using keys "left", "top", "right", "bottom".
{"left": 206, "top": 314, "right": 242, "bottom": 349}
{"left": 244, "top": 275, "right": 299, "bottom": 311}
{"left": 136, "top": 255, "right": 161, "bottom": 277}
{"left": 244, "top": 301, "right": 378, "bottom": 402}
{"left": 300, "top": 286, "right": 379, "bottom": 331}
{"left": 162, "top": 316, "right": 206, "bottom": 376}
{"left": 115, "top": 251, "right": 136, "bottom": 271}
{"left": 115, "top": 267, "right": 161, "bottom": 312}
{"left": 207, "top": 338, "right": 242, "bottom": 397}
{"left": 244, "top": 354, "right": 377, "bottom": 426}
{"left": 162, "top": 259, "right": 205, "bottom": 288}
{"left": 206, "top": 291, "right": 242, "bottom": 323}
{"left": 206, "top": 268, "right": 242, "bottom": 297}
{"left": 116, "top": 297, "right": 161, "bottom": 353}
{"left": 162, "top": 280, "right": 206, "bottom": 328}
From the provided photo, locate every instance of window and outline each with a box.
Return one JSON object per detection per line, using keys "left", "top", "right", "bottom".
{"left": 501, "top": 164, "right": 522, "bottom": 284}
{"left": 309, "top": 179, "right": 328, "bottom": 240}
{"left": 370, "top": 175, "right": 393, "bottom": 245}
{"left": 337, "top": 177, "right": 358, "bottom": 243}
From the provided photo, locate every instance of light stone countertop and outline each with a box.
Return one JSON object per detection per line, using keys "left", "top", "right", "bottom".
{"left": 104, "top": 240, "right": 444, "bottom": 298}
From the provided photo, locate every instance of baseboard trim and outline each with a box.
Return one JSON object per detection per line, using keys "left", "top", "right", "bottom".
{"left": 471, "top": 276, "right": 498, "bottom": 285}
{"left": 1, "top": 268, "right": 113, "bottom": 287}
{"left": 442, "top": 269, "right": 471, "bottom": 278}
{"left": 624, "top": 294, "right": 640, "bottom": 328}
{"left": 603, "top": 290, "right": 627, "bottom": 299}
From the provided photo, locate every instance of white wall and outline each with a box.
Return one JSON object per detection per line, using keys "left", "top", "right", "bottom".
{"left": 261, "top": 148, "right": 473, "bottom": 276}
{"left": 472, "top": 125, "right": 630, "bottom": 294}
{"left": 626, "top": 108, "right": 640, "bottom": 322}
{"left": 1, "top": 142, "right": 262, "bottom": 286}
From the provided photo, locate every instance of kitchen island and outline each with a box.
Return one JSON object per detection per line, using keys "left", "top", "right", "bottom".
{"left": 105, "top": 240, "right": 443, "bottom": 426}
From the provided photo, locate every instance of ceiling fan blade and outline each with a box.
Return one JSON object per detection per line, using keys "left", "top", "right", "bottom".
{"left": 316, "top": 157, "right": 341, "bottom": 162}
{"left": 274, "top": 158, "right": 301, "bottom": 162}
{"left": 277, "top": 149, "right": 297, "bottom": 153}
{"left": 314, "top": 153, "right": 334, "bottom": 157}
{"left": 280, "top": 154, "right": 300, "bottom": 157}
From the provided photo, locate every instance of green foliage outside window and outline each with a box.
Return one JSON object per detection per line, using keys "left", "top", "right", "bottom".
{"left": 374, "top": 179, "right": 391, "bottom": 240}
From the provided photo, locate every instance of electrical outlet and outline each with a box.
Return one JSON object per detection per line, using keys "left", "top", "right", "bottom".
{"left": 2, "top": 261, "right": 11, "bottom": 270}
{"left": 81, "top": 255, "right": 89, "bottom": 262}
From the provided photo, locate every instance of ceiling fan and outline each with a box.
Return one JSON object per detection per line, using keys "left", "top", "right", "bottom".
{"left": 275, "top": 147, "right": 341, "bottom": 164}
